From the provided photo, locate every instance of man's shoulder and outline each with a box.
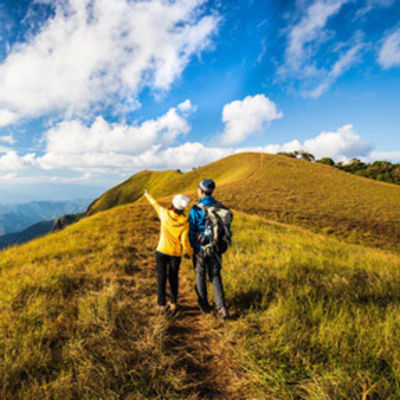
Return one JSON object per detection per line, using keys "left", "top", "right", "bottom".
{"left": 189, "top": 205, "right": 200, "bottom": 217}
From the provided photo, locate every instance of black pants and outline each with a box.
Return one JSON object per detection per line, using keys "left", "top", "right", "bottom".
{"left": 156, "top": 251, "right": 181, "bottom": 306}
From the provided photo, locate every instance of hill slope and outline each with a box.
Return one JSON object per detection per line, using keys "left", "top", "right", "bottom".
{"left": 0, "top": 220, "right": 54, "bottom": 250}
{"left": 88, "top": 152, "right": 400, "bottom": 250}
{"left": 1, "top": 201, "right": 400, "bottom": 399}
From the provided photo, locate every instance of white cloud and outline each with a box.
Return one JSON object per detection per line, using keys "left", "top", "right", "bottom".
{"left": 220, "top": 94, "right": 283, "bottom": 145}
{"left": 280, "top": 0, "right": 366, "bottom": 98}
{"left": 356, "top": 0, "right": 394, "bottom": 18}
{"left": 128, "top": 124, "right": 372, "bottom": 168}
{"left": 0, "top": 109, "right": 18, "bottom": 127}
{"left": 301, "top": 124, "right": 372, "bottom": 159}
{"left": 0, "top": 135, "right": 15, "bottom": 144}
{"left": 378, "top": 28, "right": 400, "bottom": 68}
{"left": 0, "top": 88, "right": 380, "bottom": 185}
{"left": 220, "top": 124, "right": 371, "bottom": 161}
{"left": 368, "top": 151, "right": 400, "bottom": 162}
{"left": 131, "top": 142, "right": 233, "bottom": 169}
{"left": 0, "top": 0, "right": 219, "bottom": 125}
{"left": 0, "top": 151, "right": 37, "bottom": 171}
{"left": 38, "top": 100, "right": 195, "bottom": 170}
{"left": 285, "top": 0, "right": 348, "bottom": 71}
{"left": 307, "top": 41, "right": 364, "bottom": 98}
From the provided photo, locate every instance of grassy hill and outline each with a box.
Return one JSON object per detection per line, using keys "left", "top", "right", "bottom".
{"left": 87, "top": 152, "right": 400, "bottom": 251}
{"left": 1, "top": 198, "right": 400, "bottom": 399}
{"left": 2, "top": 153, "right": 400, "bottom": 399}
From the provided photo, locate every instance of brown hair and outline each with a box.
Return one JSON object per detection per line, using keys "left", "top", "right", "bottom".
{"left": 170, "top": 205, "right": 185, "bottom": 216}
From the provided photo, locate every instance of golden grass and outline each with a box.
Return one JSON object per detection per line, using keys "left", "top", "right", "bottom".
{"left": 2, "top": 194, "right": 400, "bottom": 398}
{"left": 222, "top": 212, "right": 400, "bottom": 399}
{"left": 0, "top": 204, "right": 192, "bottom": 399}
{"left": 88, "top": 152, "right": 400, "bottom": 251}
{"left": 87, "top": 152, "right": 260, "bottom": 214}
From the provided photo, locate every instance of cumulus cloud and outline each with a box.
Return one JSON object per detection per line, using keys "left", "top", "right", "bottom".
{"left": 301, "top": 124, "right": 372, "bottom": 159}
{"left": 220, "top": 94, "right": 283, "bottom": 145}
{"left": 378, "top": 28, "right": 400, "bottom": 68}
{"left": 142, "top": 124, "right": 372, "bottom": 168}
{"left": 38, "top": 100, "right": 196, "bottom": 170}
{"left": 228, "top": 124, "right": 372, "bottom": 161}
{"left": 0, "top": 109, "right": 18, "bottom": 127}
{"left": 0, "top": 0, "right": 219, "bottom": 125}
{"left": 0, "top": 151, "right": 37, "bottom": 171}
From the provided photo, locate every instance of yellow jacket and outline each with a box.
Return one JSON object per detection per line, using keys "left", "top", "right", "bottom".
{"left": 145, "top": 193, "right": 193, "bottom": 257}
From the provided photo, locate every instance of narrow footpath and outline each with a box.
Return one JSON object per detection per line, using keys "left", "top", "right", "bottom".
{"left": 164, "top": 263, "right": 244, "bottom": 400}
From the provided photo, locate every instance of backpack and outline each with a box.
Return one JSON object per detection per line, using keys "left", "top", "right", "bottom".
{"left": 196, "top": 202, "right": 233, "bottom": 256}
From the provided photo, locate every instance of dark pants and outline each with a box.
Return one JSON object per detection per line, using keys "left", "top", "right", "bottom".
{"left": 193, "top": 252, "right": 226, "bottom": 309}
{"left": 156, "top": 251, "right": 181, "bottom": 306}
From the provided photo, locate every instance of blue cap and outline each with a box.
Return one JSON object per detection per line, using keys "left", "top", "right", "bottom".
{"left": 199, "top": 179, "right": 215, "bottom": 194}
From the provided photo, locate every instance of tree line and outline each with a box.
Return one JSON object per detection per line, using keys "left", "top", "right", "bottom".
{"left": 278, "top": 151, "right": 400, "bottom": 186}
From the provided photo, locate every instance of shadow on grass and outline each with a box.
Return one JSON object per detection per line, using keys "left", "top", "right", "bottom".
{"left": 227, "top": 289, "right": 275, "bottom": 320}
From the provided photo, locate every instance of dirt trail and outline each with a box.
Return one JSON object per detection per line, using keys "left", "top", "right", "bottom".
{"left": 165, "top": 264, "right": 243, "bottom": 400}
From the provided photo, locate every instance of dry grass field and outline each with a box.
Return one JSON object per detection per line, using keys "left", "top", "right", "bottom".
{"left": 88, "top": 152, "right": 400, "bottom": 251}
{"left": 2, "top": 152, "right": 400, "bottom": 399}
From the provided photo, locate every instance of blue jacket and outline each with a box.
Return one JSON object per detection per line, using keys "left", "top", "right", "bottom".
{"left": 188, "top": 195, "right": 217, "bottom": 251}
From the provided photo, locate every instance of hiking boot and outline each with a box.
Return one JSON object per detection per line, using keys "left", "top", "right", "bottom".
{"left": 216, "top": 306, "right": 229, "bottom": 320}
{"left": 198, "top": 303, "right": 211, "bottom": 314}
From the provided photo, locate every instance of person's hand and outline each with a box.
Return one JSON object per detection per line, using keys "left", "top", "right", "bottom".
{"left": 144, "top": 189, "right": 149, "bottom": 197}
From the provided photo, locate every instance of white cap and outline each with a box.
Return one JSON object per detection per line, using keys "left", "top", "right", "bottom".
{"left": 172, "top": 194, "right": 190, "bottom": 210}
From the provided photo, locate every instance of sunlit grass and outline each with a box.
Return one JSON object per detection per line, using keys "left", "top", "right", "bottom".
{"left": 2, "top": 199, "right": 400, "bottom": 398}
{"left": 88, "top": 152, "right": 400, "bottom": 251}
{"left": 0, "top": 204, "right": 193, "bottom": 400}
{"left": 223, "top": 212, "right": 400, "bottom": 399}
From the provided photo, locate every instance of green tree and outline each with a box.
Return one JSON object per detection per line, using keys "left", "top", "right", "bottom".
{"left": 317, "top": 157, "right": 335, "bottom": 166}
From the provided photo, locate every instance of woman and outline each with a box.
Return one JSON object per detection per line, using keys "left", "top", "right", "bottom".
{"left": 144, "top": 190, "right": 193, "bottom": 312}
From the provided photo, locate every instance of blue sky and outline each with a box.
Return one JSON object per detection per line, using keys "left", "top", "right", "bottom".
{"left": 0, "top": 0, "right": 399, "bottom": 201}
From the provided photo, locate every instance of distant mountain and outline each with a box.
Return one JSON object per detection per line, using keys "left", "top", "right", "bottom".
{"left": 0, "top": 199, "right": 92, "bottom": 235}
{"left": 0, "top": 220, "right": 55, "bottom": 250}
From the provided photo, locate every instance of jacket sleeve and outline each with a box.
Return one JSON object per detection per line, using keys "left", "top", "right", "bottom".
{"left": 181, "top": 223, "right": 194, "bottom": 257}
{"left": 144, "top": 192, "right": 164, "bottom": 220}
{"left": 188, "top": 207, "right": 197, "bottom": 248}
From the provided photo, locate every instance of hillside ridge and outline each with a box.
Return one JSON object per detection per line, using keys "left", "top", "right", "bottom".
{"left": 88, "top": 152, "right": 400, "bottom": 251}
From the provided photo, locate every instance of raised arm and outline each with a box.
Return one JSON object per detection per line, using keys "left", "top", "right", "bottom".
{"left": 143, "top": 190, "right": 164, "bottom": 219}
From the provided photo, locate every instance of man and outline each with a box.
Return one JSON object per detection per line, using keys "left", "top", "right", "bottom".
{"left": 189, "top": 179, "right": 229, "bottom": 319}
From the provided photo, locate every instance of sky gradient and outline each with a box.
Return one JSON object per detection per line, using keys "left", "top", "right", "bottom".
{"left": 0, "top": 0, "right": 399, "bottom": 201}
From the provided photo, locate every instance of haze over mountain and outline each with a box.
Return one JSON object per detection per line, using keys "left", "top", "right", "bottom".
{"left": 0, "top": 183, "right": 107, "bottom": 204}
{"left": 0, "top": 199, "right": 92, "bottom": 235}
